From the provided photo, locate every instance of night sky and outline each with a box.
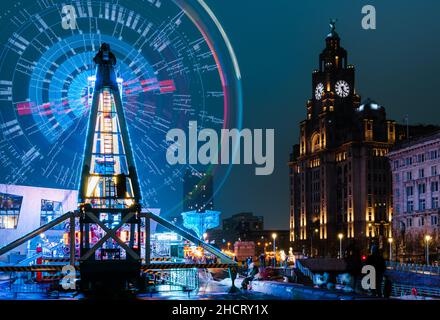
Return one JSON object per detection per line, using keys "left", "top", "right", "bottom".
{"left": 206, "top": 0, "right": 440, "bottom": 229}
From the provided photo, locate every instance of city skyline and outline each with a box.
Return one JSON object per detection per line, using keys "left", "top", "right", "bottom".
{"left": 207, "top": 0, "right": 440, "bottom": 229}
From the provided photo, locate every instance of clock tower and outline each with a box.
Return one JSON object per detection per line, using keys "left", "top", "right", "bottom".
{"left": 308, "top": 20, "right": 362, "bottom": 149}
{"left": 289, "top": 21, "right": 397, "bottom": 257}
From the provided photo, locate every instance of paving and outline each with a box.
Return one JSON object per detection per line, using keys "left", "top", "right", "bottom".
{"left": 0, "top": 280, "right": 278, "bottom": 300}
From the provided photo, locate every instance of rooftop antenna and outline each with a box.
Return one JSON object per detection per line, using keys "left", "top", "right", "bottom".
{"left": 403, "top": 114, "right": 409, "bottom": 139}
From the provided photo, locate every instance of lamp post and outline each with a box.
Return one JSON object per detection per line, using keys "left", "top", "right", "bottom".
{"left": 272, "top": 233, "right": 277, "bottom": 268}
{"left": 388, "top": 238, "right": 393, "bottom": 261}
{"left": 338, "top": 233, "right": 343, "bottom": 259}
{"left": 425, "top": 235, "right": 432, "bottom": 265}
{"left": 310, "top": 228, "right": 319, "bottom": 257}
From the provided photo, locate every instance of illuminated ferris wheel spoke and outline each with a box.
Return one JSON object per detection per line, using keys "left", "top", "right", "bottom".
{"left": 0, "top": 80, "right": 12, "bottom": 101}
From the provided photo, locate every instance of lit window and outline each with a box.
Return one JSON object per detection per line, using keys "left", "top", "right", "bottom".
{"left": 0, "top": 193, "right": 23, "bottom": 229}
{"left": 40, "top": 200, "right": 64, "bottom": 229}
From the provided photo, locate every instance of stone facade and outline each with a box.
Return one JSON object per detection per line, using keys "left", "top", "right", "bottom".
{"left": 289, "top": 25, "right": 396, "bottom": 257}
{"left": 388, "top": 132, "right": 440, "bottom": 263}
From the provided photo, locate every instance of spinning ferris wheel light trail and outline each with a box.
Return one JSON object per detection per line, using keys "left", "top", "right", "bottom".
{"left": 0, "top": 0, "right": 243, "bottom": 216}
{"left": 0, "top": 0, "right": 243, "bottom": 297}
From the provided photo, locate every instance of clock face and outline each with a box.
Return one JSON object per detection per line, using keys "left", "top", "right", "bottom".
{"left": 314, "top": 83, "right": 324, "bottom": 100}
{"left": 335, "top": 80, "right": 350, "bottom": 98}
{"left": 0, "top": 0, "right": 242, "bottom": 214}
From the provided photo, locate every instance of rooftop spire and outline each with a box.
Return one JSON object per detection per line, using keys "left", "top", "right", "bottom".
{"left": 327, "top": 18, "right": 340, "bottom": 39}
{"left": 330, "top": 18, "right": 337, "bottom": 32}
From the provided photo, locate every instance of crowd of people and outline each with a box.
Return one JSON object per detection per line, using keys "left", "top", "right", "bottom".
{"left": 236, "top": 242, "right": 393, "bottom": 298}
{"left": 185, "top": 254, "right": 219, "bottom": 264}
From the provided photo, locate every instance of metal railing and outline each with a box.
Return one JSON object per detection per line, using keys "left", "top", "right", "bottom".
{"left": 167, "top": 268, "right": 199, "bottom": 291}
{"left": 382, "top": 282, "right": 440, "bottom": 298}
{"left": 387, "top": 261, "right": 440, "bottom": 275}
{"left": 0, "top": 274, "right": 57, "bottom": 299}
{"left": 296, "top": 260, "right": 315, "bottom": 282}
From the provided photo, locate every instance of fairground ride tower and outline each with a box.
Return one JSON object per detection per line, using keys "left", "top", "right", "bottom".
{"left": 78, "top": 43, "right": 143, "bottom": 292}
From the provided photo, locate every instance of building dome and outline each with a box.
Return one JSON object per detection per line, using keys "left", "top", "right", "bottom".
{"left": 357, "top": 98, "right": 383, "bottom": 112}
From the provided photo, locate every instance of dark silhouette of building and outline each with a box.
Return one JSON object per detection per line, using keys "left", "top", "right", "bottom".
{"left": 183, "top": 170, "right": 214, "bottom": 213}
{"left": 207, "top": 212, "right": 263, "bottom": 246}
{"left": 223, "top": 212, "right": 264, "bottom": 238}
{"left": 207, "top": 212, "right": 290, "bottom": 254}
{"left": 289, "top": 22, "right": 399, "bottom": 257}
{"left": 251, "top": 230, "right": 290, "bottom": 256}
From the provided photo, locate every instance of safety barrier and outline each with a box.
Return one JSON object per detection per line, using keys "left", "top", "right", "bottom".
{"left": 0, "top": 265, "right": 68, "bottom": 272}
{"left": 295, "top": 260, "right": 315, "bottom": 282}
{"left": 382, "top": 282, "right": 440, "bottom": 298}
{"left": 0, "top": 276, "right": 55, "bottom": 299}
{"left": 387, "top": 261, "right": 440, "bottom": 276}
{"left": 150, "top": 257, "right": 173, "bottom": 262}
{"left": 0, "top": 263, "right": 236, "bottom": 273}
{"left": 142, "top": 268, "right": 199, "bottom": 291}
{"left": 141, "top": 263, "right": 236, "bottom": 270}
{"left": 41, "top": 275, "right": 62, "bottom": 281}
{"left": 42, "top": 257, "right": 70, "bottom": 263}
{"left": 167, "top": 268, "right": 199, "bottom": 290}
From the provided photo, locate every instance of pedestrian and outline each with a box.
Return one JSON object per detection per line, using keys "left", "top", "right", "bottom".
{"left": 345, "top": 241, "right": 362, "bottom": 292}
{"left": 365, "top": 244, "right": 386, "bottom": 297}
{"left": 383, "top": 275, "right": 392, "bottom": 298}
{"left": 259, "top": 253, "right": 265, "bottom": 267}
{"left": 241, "top": 262, "right": 259, "bottom": 290}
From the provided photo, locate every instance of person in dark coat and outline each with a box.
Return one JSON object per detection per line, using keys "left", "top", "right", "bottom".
{"left": 241, "top": 263, "right": 259, "bottom": 290}
{"left": 345, "top": 241, "right": 362, "bottom": 292}
{"left": 383, "top": 275, "right": 392, "bottom": 298}
{"left": 259, "top": 254, "right": 266, "bottom": 268}
{"left": 258, "top": 253, "right": 266, "bottom": 274}
{"left": 365, "top": 245, "right": 386, "bottom": 297}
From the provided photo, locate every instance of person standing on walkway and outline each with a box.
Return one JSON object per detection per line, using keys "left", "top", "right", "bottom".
{"left": 345, "top": 241, "right": 362, "bottom": 292}
{"left": 366, "top": 244, "right": 386, "bottom": 297}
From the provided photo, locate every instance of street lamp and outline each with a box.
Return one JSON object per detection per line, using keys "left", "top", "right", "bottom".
{"left": 425, "top": 235, "right": 432, "bottom": 265}
{"left": 338, "top": 233, "right": 343, "bottom": 259}
{"left": 310, "top": 228, "right": 319, "bottom": 258}
{"left": 388, "top": 238, "right": 393, "bottom": 261}
{"left": 272, "top": 233, "right": 277, "bottom": 268}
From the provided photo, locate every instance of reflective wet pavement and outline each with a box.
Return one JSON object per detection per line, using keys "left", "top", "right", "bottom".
{"left": 0, "top": 280, "right": 278, "bottom": 300}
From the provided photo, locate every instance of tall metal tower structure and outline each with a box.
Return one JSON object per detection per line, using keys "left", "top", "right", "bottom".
{"left": 78, "top": 43, "right": 142, "bottom": 292}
